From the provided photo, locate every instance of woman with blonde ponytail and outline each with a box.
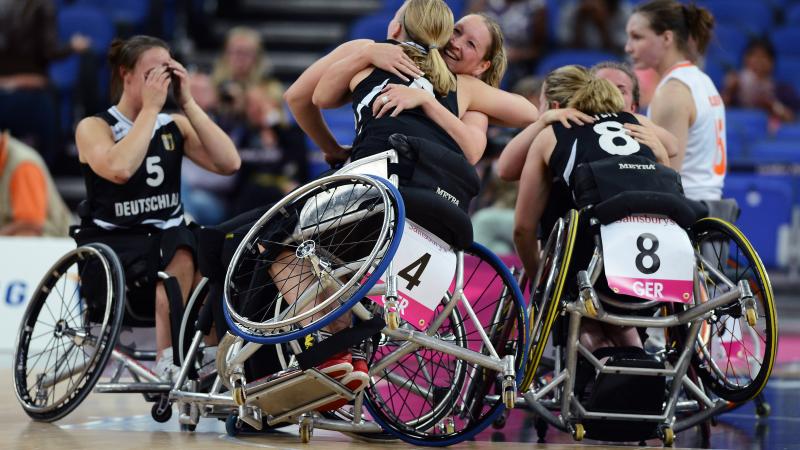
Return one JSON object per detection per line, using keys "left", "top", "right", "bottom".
{"left": 310, "top": 0, "right": 537, "bottom": 164}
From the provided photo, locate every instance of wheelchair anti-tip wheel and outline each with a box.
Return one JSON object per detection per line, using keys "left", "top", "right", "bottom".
{"left": 224, "top": 174, "right": 404, "bottom": 344}
{"left": 13, "top": 243, "right": 125, "bottom": 421}
{"left": 521, "top": 209, "right": 580, "bottom": 392}
{"left": 690, "top": 217, "right": 778, "bottom": 403}
{"left": 365, "top": 243, "right": 528, "bottom": 446}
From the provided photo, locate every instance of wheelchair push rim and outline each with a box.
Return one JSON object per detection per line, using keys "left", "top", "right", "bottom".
{"left": 13, "top": 243, "right": 125, "bottom": 420}
{"left": 223, "top": 173, "right": 404, "bottom": 344}
{"left": 689, "top": 217, "right": 778, "bottom": 403}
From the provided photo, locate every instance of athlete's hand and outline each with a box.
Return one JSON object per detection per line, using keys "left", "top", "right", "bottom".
{"left": 166, "top": 59, "right": 194, "bottom": 109}
{"left": 365, "top": 43, "right": 424, "bottom": 82}
{"left": 624, "top": 123, "right": 665, "bottom": 156}
{"left": 324, "top": 144, "right": 352, "bottom": 166}
{"left": 540, "top": 108, "right": 594, "bottom": 128}
{"left": 142, "top": 65, "right": 171, "bottom": 112}
{"left": 373, "top": 84, "right": 433, "bottom": 118}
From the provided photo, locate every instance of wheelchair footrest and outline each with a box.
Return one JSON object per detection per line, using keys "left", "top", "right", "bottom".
{"left": 95, "top": 382, "right": 172, "bottom": 393}
{"left": 246, "top": 367, "right": 355, "bottom": 423}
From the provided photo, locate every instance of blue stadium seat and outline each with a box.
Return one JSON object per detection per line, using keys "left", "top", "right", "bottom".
{"left": 78, "top": 0, "right": 150, "bottom": 30}
{"left": 349, "top": 13, "right": 394, "bottom": 41}
{"left": 775, "top": 124, "right": 800, "bottom": 140}
{"left": 323, "top": 107, "right": 355, "bottom": 129}
{"left": 725, "top": 127, "right": 748, "bottom": 164}
{"left": 787, "top": 3, "right": 800, "bottom": 25}
{"left": 705, "top": 23, "right": 749, "bottom": 69}
{"left": 748, "top": 139, "right": 800, "bottom": 163}
{"left": 771, "top": 27, "right": 800, "bottom": 59}
{"left": 726, "top": 108, "right": 769, "bottom": 144}
{"left": 775, "top": 57, "right": 800, "bottom": 94}
{"left": 723, "top": 174, "right": 793, "bottom": 268}
{"left": 536, "top": 50, "right": 620, "bottom": 75}
{"left": 701, "top": 1, "right": 773, "bottom": 35}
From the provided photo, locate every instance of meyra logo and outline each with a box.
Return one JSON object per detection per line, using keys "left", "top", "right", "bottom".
{"left": 618, "top": 163, "right": 656, "bottom": 170}
{"left": 435, "top": 187, "right": 459, "bottom": 206}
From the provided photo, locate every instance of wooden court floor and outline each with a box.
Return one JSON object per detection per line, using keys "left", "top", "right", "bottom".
{"left": 3, "top": 364, "right": 793, "bottom": 450}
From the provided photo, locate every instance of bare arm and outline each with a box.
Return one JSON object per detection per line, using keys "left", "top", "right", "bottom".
{"left": 649, "top": 80, "right": 694, "bottom": 170}
{"left": 635, "top": 113, "right": 679, "bottom": 160}
{"left": 372, "top": 83, "right": 489, "bottom": 164}
{"left": 498, "top": 108, "right": 595, "bottom": 181}
{"left": 513, "top": 127, "right": 555, "bottom": 277}
{"left": 168, "top": 61, "right": 240, "bottom": 174}
{"left": 285, "top": 40, "right": 372, "bottom": 155}
{"left": 456, "top": 75, "right": 539, "bottom": 127}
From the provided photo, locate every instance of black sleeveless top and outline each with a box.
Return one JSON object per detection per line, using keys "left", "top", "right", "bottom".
{"left": 82, "top": 106, "right": 185, "bottom": 230}
{"left": 542, "top": 111, "right": 657, "bottom": 234}
{"left": 350, "top": 66, "right": 460, "bottom": 161}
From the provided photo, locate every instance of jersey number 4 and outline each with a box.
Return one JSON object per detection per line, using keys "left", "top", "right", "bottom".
{"left": 146, "top": 156, "right": 164, "bottom": 187}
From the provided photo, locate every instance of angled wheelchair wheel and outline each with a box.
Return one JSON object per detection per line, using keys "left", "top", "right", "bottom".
{"left": 223, "top": 174, "right": 404, "bottom": 344}
{"left": 521, "top": 209, "right": 580, "bottom": 392}
{"left": 365, "top": 242, "right": 528, "bottom": 446}
{"left": 13, "top": 243, "right": 125, "bottom": 421}
{"left": 690, "top": 217, "right": 777, "bottom": 403}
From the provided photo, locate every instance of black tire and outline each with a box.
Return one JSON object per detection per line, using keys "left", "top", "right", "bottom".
{"left": 690, "top": 218, "right": 777, "bottom": 403}
{"left": 13, "top": 243, "right": 125, "bottom": 421}
{"left": 522, "top": 210, "right": 580, "bottom": 391}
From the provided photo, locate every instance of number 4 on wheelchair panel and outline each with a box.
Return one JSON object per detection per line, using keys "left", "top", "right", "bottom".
{"left": 370, "top": 219, "right": 457, "bottom": 330}
{"left": 600, "top": 214, "right": 694, "bottom": 303}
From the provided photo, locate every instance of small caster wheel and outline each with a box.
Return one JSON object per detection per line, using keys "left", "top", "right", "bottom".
{"left": 503, "top": 386, "right": 516, "bottom": 409}
{"left": 299, "top": 422, "right": 313, "bottom": 443}
{"left": 584, "top": 297, "right": 597, "bottom": 317}
{"left": 180, "top": 423, "right": 197, "bottom": 432}
{"left": 232, "top": 380, "right": 246, "bottom": 406}
{"left": 573, "top": 423, "right": 585, "bottom": 441}
{"left": 151, "top": 400, "right": 172, "bottom": 423}
{"left": 756, "top": 402, "right": 771, "bottom": 417}
{"left": 386, "top": 311, "right": 399, "bottom": 330}
{"left": 492, "top": 409, "right": 508, "bottom": 429}
{"left": 746, "top": 307, "right": 758, "bottom": 327}
{"left": 661, "top": 427, "right": 674, "bottom": 446}
{"left": 225, "top": 414, "right": 242, "bottom": 437}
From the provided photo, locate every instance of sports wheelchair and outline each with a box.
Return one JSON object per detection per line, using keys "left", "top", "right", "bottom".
{"left": 169, "top": 134, "right": 529, "bottom": 445}
{"left": 12, "top": 225, "right": 213, "bottom": 424}
{"left": 516, "top": 165, "right": 777, "bottom": 445}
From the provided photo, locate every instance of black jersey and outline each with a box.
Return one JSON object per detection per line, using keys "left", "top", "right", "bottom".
{"left": 542, "top": 111, "right": 657, "bottom": 234}
{"left": 82, "top": 106, "right": 185, "bottom": 230}
{"left": 350, "top": 67, "right": 460, "bottom": 161}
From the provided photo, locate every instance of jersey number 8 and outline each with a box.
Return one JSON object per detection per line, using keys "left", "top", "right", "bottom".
{"left": 593, "top": 121, "right": 640, "bottom": 156}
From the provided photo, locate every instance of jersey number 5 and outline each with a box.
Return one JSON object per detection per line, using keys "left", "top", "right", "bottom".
{"left": 146, "top": 156, "right": 164, "bottom": 187}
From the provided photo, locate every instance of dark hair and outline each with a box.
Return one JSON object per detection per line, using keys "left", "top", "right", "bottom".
{"left": 591, "top": 61, "right": 640, "bottom": 110}
{"left": 743, "top": 38, "right": 776, "bottom": 61}
{"left": 108, "top": 35, "right": 171, "bottom": 102}
{"left": 634, "top": 0, "right": 715, "bottom": 57}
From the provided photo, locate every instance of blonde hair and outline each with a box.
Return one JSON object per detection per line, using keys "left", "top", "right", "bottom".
{"left": 543, "top": 65, "right": 592, "bottom": 107}
{"left": 543, "top": 64, "right": 624, "bottom": 115}
{"left": 211, "top": 26, "right": 270, "bottom": 88}
{"left": 567, "top": 78, "right": 625, "bottom": 115}
{"left": 401, "top": 0, "right": 456, "bottom": 96}
{"left": 473, "top": 13, "right": 507, "bottom": 88}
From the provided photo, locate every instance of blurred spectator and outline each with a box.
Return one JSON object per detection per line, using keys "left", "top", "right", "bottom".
{"left": 0, "top": 0, "right": 90, "bottom": 165}
{"left": 469, "top": 0, "right": 547, "bottom": 87}
{"left": 558, "top": 0, "right": 632, "bottom": 53}
{"left": 230, "top": 80, "right": 309, "bottom": 215}
{"left": 512, "top": 75, "right": 544, "bottom": 110}
{"left": 0, "top": 131, "right": 71, "bottom": 236}
{"left": 211, "top": 27, "right": 272, "bottom": 126}
{"left": 634, "top": 67, "right": 659, "bottom": 111}
{"left": 471, "top": 174, "right": 517, "bottom": 255}
{"left": 181, "top": 71, "right": 237, "bottom": 225}
{"left": 721, "top": 38, "right": 800, "bottom": 124}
